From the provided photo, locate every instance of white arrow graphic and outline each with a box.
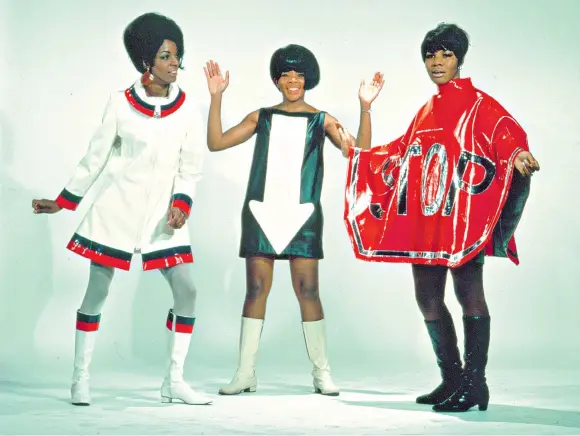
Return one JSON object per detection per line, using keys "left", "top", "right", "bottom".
{"left": 249, "top": 114, "right": 315, "bottom": 254}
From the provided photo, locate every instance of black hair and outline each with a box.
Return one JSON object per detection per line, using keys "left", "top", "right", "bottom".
{"left": 269, "top": 44, "right": 320, "bottom": 90}
{"left": 123, "top": 12, "right": 184, "bottom": 73}
{"left": 421, "top": 23, "right": 469, "bottom": 66}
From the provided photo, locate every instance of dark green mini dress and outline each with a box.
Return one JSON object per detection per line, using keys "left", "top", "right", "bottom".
{"left": 239, "top": 108, "right": 326, "bottom": 259}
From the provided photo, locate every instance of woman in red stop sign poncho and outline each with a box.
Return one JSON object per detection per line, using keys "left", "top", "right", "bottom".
{"left": 339, "top": 23, "right": 540, "bottom": 413}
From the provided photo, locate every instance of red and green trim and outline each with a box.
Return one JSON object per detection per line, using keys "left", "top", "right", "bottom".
{"left": 55, "top": 189, "right": 82, "bottom": 211}
{"left": 142, "top": 245, "right": 193, "bottom": 271}
{"left": 166, "top": 309, "right": 195, "bottom": 334}
{"left": 124, "top": 85, "right": 186, "bottom": 118}
{"left": 76, "top": 311, "right": 101, "bottom": 332}
{"left": 67, "top": 233, "right": 132, "bottom": 270}
{"left": 171, "top": 193, "right": 192, "bottom": 216}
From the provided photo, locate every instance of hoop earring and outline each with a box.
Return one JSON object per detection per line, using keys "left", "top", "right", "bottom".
{"left": 141, "top": 66, "right": 154, "bottom": 86}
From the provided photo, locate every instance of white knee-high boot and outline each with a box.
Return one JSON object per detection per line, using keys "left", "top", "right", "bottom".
{"left": 71, "top": 311, "right": 100, "bottom": 406}
{"left": 219, "top": 317, "right": 264, "bottom": 395}
{"left": 160, "top": 309, "right": 212, "bottom": 405}
{"left": 302, "top": 319, "right": 340, "bottom": 396}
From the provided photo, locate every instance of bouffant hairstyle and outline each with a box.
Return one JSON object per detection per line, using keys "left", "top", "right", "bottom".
{"left": 123, "top": 12, "right": 184, "bottom": 73}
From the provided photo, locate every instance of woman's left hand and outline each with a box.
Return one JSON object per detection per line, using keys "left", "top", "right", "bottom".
{"left": 514, "top": 151, "right": 540, "bottom": 177}
{"left": 167, "top": 207, "right": 187, "bottom": 229}
{"left": 359, "top": 72, "right": 385, "bottom": 108}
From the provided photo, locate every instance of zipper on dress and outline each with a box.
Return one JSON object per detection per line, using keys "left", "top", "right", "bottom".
{"left": 134, "top": 113, "right": 159, "bottom": 250}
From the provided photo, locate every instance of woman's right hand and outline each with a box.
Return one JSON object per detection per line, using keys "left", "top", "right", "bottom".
{"left": 204, "top": 60, "right": 230, "bottom": 95}
{"left": 32, "top": 199, "right": 62, "bottom": 214}
{"left": 336, "top": 123, "right": 355, "bottom": 157}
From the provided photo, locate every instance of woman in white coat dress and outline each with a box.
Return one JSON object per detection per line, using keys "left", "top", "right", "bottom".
{"left": 32, "top": 12, "right": 212, "bottom": 407}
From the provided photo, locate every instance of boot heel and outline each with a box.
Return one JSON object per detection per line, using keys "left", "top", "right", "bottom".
{"left": 161, "top": 396, "right": 173, "bottom": 403}
{"left": 244, "top": 386, "right": 257, "bottom": 393}
{"left": 478, "top": 400, "right": 488, "bottom": 411}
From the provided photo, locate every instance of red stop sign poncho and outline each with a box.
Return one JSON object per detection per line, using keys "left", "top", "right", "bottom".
{"left": 344, "top": 78, "right": 531, "bottom": 267}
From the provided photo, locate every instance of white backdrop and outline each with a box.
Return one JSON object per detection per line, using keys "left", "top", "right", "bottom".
{"left": 0, "top": 0, "right": 578, "bottom": 383}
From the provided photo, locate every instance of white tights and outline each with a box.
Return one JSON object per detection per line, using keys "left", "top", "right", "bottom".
{"left": 78, "top": 261, "right": 197, "bottom": 317}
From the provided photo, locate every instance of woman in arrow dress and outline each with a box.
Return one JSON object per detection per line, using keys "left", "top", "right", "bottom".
{"left": 339, "top": 23, "right": 540, "bottom": 412}
{"left": 204, "top": 45, "right": 382, "bottom": 396}
{"left": 31, "top": 13, "right": 211, "bottom": 407}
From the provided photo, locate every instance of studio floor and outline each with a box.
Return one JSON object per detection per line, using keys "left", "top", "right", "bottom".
{"left": 1, "top": 366, "right": 579, "bottom": 435}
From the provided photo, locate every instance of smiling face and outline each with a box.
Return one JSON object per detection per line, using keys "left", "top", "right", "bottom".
{"left": 276, "top": 70, "right": 306, "bottom": 102}
{"left": 424, "top": 49, "right": 460, "bottom": 85}
{"left": 150, "top": 39, "right": 180, "bottom": 84}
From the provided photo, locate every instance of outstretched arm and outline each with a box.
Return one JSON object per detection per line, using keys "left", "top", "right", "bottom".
{"left": 32, "top": 93, "right": 119, "bottom": 214}
{"left": 205, "top": 60, "right": 258, "bottom": 151}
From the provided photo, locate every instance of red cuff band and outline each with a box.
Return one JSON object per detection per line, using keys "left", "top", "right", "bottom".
{"left": 172, "top": 199, "right": 191, "bottom": 216}
{"left": 55, "top": 195, "right": 79, "bottom": 211}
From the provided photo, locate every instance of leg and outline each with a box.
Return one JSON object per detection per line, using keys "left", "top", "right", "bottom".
{"left": 434, "top": 259, "right": 490, "bottom": 412}
{"left": 289, "top": 257, "right": 323, "bottom": 322}
{"left": 159, "top": 262, "right": 198, "bottom": 317}
{"left": 158, "top": 263, "right": 211, "bottom": 405}
{"left": 78, "top": 261, "right": 115, "bottom": 315}
{"left": 290, "top": 257, "right": 339, "bottom": 396}
{"left": 450, "top": 257, "right": 489, "bottom": 317}
{"left": 71, "top": 261, "right": 115, "bottom": 406}
{"left": 413, "top": 264, "right": 463, "bottom": 405}
{"left": 219, "top": 256, "right": 273, "bottom": 395}
{"left": 242, "top": 256, "right": 275, "bottom": 319}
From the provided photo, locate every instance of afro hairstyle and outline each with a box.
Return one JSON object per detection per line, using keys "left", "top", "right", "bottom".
{"left": 269, "top": 44, "right": 320, "bottom": 90}
{"left": 123, "top": 12, "right": 184, "bottom": 73}
{"left": 421, "top": 23, "right": 470, "bottom": 66}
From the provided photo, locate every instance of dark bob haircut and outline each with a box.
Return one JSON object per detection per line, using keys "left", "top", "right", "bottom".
{"left": 421, "top": 23, "right": 469, "bottom": 66}
{"left": 269, "top": 44, "right": 320, "bottom": 90}
{"left": 123, "top": 12, "right": 184, "bottom": 73}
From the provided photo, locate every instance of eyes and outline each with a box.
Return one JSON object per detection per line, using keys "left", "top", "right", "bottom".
{"left": 425, "top": 50, "right": 455, "bottom": 59}
{"left": 280, "top": 72, "right": 305, "bottom": 78}
{"left": 158, "top": 52, "right": 181, "bottom": 63}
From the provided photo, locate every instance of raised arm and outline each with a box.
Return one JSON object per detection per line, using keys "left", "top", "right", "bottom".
{"left": 204, "top": 60, "right": 258, "bottom": 152}
{"left": 333, "top": 72, "right": 385, "bottom": 158}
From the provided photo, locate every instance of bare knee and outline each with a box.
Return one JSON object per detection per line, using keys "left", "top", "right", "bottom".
{"left": 245, "top": 277, "right": 269, "bottom": 302}
{"left": 294, "top": 280, "right": 320, "bottom": 302}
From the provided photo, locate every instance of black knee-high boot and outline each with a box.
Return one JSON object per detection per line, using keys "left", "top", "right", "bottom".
{"left": 433, "top": 315, "right": 490, "bottom": 412}
{"left": 416, "top": 308, "right": 463, "bottom": 404}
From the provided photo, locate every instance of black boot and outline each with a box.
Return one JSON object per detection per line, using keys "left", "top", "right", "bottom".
{"left": 416, "top": 308, "right": 463, "bottom": 405}
{"left": 433, "top": 315, "right": 490, "bottom": 412}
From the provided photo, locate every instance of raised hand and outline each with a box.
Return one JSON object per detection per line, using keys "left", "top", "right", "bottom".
{"left": 167, "top": 207, "right": 187, "bottom": 229}
{"left": 514, "top": 151, "right": 540, "bottom": 177}
{"left": 204, "top": 60, "right": 230, "bottom": 95}
{"left": 359, "top": 72, "right": 385, "bottom": 108}
{"left": 32, "top": 199, "right": 62, "bottom": 214}
{"left": 336, "top": 123, "right": 355, "bottom": 157}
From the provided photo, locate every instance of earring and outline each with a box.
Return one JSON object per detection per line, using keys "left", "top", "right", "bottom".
{"left": 141, "top": 66, "right": 154, "bottom": 86}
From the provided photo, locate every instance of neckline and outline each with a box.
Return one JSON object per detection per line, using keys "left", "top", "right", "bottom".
{"left": 269, "top": 107, "right": 323, "bottom": 115}
{"left": 437, "top": 77, "right": 474, "bottom": 95}
{"left": 125, "top": 79, "right": 186, "bottom": 118}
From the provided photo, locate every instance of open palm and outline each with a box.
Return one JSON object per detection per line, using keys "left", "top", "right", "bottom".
{"left": 204, "top": 60, "right": 230, "bottom": 95}
{"left": 359, "top": 72, "right": 385, "bottom": 106}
